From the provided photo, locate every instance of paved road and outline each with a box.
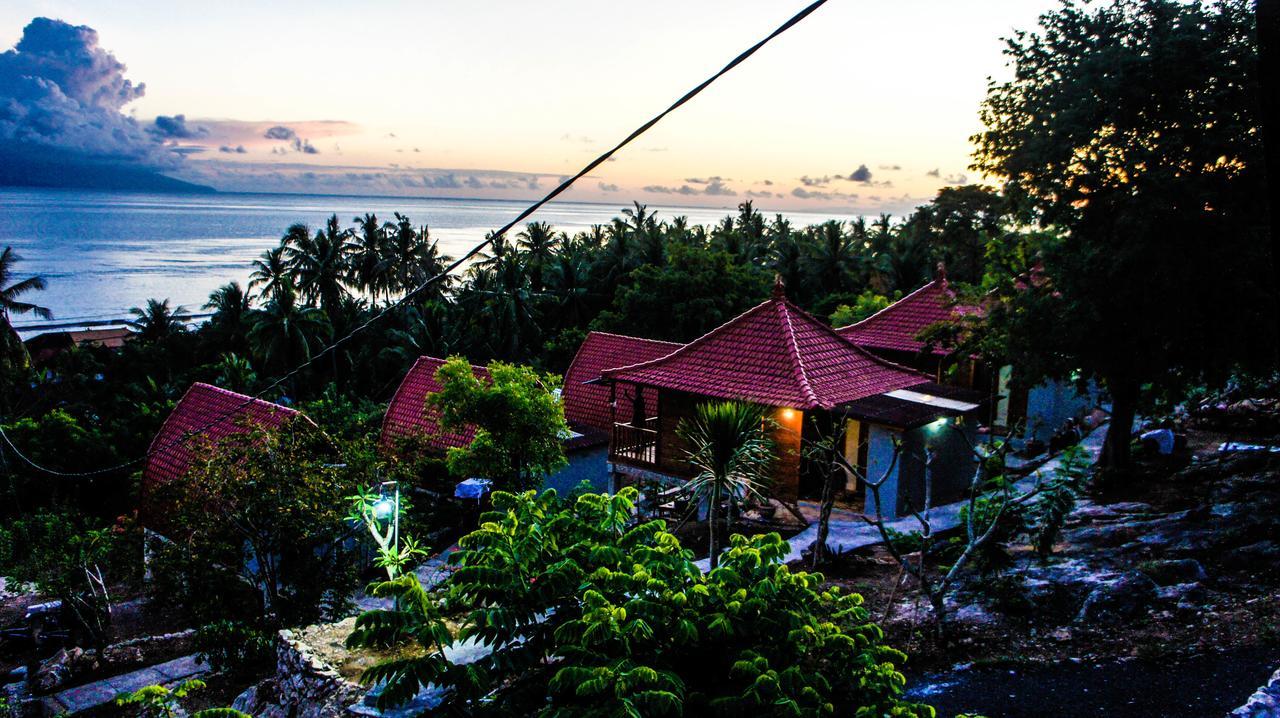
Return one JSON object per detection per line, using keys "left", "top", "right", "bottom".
{"left": 41, "top": 654, "right": 207, "bottom": 715}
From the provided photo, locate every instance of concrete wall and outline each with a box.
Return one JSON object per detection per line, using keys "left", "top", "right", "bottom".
{"left": 1024, "top": 378, "right": 1100, "bottom": 443}
{"left": 862, "top": 418, "right": 978, "bottom": 520}
{"left": 543, "top": 445, "right": 610, "bottom": 495}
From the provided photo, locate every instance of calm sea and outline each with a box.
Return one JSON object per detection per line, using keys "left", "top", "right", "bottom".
{"left": 0, "top": 187, "right": 847, "bottom": 333}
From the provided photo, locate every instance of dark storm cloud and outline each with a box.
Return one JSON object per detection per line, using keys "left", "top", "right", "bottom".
{"left": 846, "top": 164, "right": 873, "bottom": 183}
{"left": 0, "top": 16, "right": 192, "bottom": 184}
{"left": 150, "top": 114, "right": 207, "bottom": 139}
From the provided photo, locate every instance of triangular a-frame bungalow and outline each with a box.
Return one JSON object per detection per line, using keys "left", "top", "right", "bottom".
{"left": 590, "top": 280, "right": 985, "bottom": 517}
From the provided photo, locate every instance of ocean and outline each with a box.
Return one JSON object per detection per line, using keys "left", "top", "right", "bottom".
{"left": 0, "top": 187, "right": 849, "bottom": 333}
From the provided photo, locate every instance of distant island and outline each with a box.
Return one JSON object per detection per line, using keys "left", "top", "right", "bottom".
{"left": 0, "top": 148, "right": 215, "bottom": 194}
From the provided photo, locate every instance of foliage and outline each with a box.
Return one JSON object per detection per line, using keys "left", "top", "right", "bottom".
{"left": 429, "top": 357, "right": 568, "bottom": 491}
{"left": 971, "top": 0, "right": 1275, "bottom": 469}
{"left": 829, "top": 290, "right": 895, "bottom": 328}
{"left": 147, "top": 416, "right": 357, "bottom": 626}
{"left": 193, "top": 620, "right": 275, "bottom": 678}
{"left": 348, "top": 488, "right": 934, "bottom": 717}
{"left": 114, "top": 678, "right": 250, "bottom": 718}
{"left": 0, "top": 508, "right": 135, "bottom": 645}
{"left": 1024, "top": 445, "right": 1090, "bottom": 559}
{"left": 347, "top": 485, "right": 428, "bottom": 579}
{"left": 676, "top": 401, "right": 774, "bottom": 569}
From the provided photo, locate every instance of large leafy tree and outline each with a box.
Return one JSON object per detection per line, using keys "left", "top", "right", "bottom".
{"left": 429, "top": 357, "right": 568, "bottom": 491}
{"left": 0, "top": 246, "right": 51, "bottom": 365}
{"left": 972, "top": 0, "right": 1275, "bottom": 469}
{"left": 347, "top": 489, "right": 933, "bottom": 717}
{"left": 128, "top": 298, "right": 191, "bottom": 342}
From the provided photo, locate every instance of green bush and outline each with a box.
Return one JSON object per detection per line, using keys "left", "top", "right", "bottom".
{"left": 348, "top": 488, "right": 936, "bottom": 717}
{"left": 194, "top": 620, "right": 275, "bottom": 678}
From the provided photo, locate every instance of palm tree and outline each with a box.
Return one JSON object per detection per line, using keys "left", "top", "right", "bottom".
{"left": 0, "top": 247, "right": 51, "bottom": 364}
{"left": 248, "top": 246, "right": 291, "bottom": 303}
{"left": 203, "top": 281, "right": 252, "bottom": 352}
{"left": 246, "top": 284, "right": 332, "bottom": 373}
{"left": 351, "top": 213, "right": 389, "bottom": 300}
{"left": 287, "top": 215, "right": 353, "bottom": 316}
{"left": 213, "top": 352, "right": 258, "bottom": 393}
{"left": 676, "top": 401, "right": 773, "bottom": 570}
{"left": 804, "top": 220, "right": 860, "bottom": 299}
{"left": 515, "top": 221, "right": 559, "bottom": 293}
{"left": 128, "top": 299, "right": 190, "bottom": 342}
{"left": 0, "top": 247, "right": 52, "bottom": 327}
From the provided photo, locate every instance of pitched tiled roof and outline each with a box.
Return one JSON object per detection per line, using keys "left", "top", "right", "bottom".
{"left": 141, "top": 383, "right": 308, "bottom": 529}
{"left": 835, "top": 278, "right": 964, "bottom": 355}
{"left": 380, "top": 356, "right": 487, "bottom": 454}
{"left": 562, "top": 331, "right": 681, "bottom": 432}
{"left": 602, "top": 294, "right": 928, "bottom": 410}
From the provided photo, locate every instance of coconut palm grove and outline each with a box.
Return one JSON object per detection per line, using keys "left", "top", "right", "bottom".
{"left": 2, "top": 1, "right": 1280, "bottom": 716}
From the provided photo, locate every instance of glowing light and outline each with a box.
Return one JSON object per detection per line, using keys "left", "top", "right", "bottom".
{"left": 928, "top": 417, "right": 948, "bottom": 432}
{"left": 372, "top": 497, "right": 396, "bottom": 520}
{"left": 780, "top": 408, "right": 798, "bottom": 422}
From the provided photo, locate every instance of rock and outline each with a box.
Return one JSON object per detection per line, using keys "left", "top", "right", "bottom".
{"left": 31, "top": 647, "right": 81, "bottom": 693}
{"left": 1229, "top": 666, "right": 1280, "bottom": 718}
{"left": 1141, "top": 558, "right": 1208, "bottom": 585}
{"left": 953, "top": 602, "right": 1000, "bottom": 627}
{"left": 1220, "top": 541, "right": 1280, "bottom": 571}
{"left": 1075, "top": 572, "right": 1159, "bottom": 624}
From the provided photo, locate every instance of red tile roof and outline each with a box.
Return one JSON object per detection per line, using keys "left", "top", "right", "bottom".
{"left": 141, "top": 383, "right": 309, "bottom": 529}
{"left": 380, "top": 356, "right": 486, "bottom": 454}
{"left": 836, "top": 278, "right": 964, "bottom": 355}
{"left": 602, "top": 292, "right": 928, "bottom": 410}
{"left": 562, "top": 332, "right": 681, "bottom": 432}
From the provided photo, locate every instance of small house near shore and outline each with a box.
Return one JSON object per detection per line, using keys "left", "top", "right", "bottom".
{"left": 582, "top": 280, "right": 985, "bottom": 519}
{"left": 24, "top": 327, "right": 132, "bottom": 364}
{"left": 835, "top": 271, "right": 1098, "bottom": 442}
{"left": 379, "top": 356, "right": 611, "bottom": 494}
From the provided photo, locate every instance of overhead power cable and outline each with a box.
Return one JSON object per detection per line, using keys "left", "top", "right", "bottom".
{"left": 0, "top": 0, "right": 833, "bottom": 478}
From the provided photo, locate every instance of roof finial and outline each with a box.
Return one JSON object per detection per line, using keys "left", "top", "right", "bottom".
{"left": 935, "top": 261, "right": 948, "bottom": 283}
{"left": 772, "top": 273, "right": 786, "bottom": 299}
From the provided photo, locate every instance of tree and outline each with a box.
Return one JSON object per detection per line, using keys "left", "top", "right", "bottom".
{"left": 203, "top": 282, "right": 252, "bottom": 353}
{"left": 429, "top": 357, "right": 568, "bottom": 491}
{"left": 972, "top": 0, "right": 1275, "bottom": 471}
{"left": 247, "top": 246, "right": 290, "bottom": 303}
{"left": 516, "top": 221, "right": 560, "bottom": 293}
{"left": 830, "top": 290, "right": 895, "bottom": 328}
{"left": 128, "top": 298, "right": 191, "bottom": 342}
{"left": 346, "top": 488, "right": 935, "bottom": 717}
{"left": 246, "top": 285, "right": 332, "bottom": 373}
{"left": 287, "top": 215, "right": 353, "bottom": 317}
{"left": 0, "top": 247, "right": 52, "bottom": 364}
{"left": 593, "top": 244, "right": 770, "bottom": 342}
{"left": 676, "top": 401, "right": 773, "bottom": 570}
{"left": 150, "top": 416, "right": 356, "bottom": 624}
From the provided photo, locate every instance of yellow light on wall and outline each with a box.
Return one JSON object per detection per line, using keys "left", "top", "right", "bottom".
{"left": 779, "top": 408, "right": 798, "bottom": 422}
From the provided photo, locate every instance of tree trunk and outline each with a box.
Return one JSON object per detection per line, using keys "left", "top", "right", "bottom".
{"left": 812, "top": 467, "right": 837, "bottom": 569}
{"left": 708, "top": 483, "right": 720, "bottom": 571}
{"left": 1101, "top": 378, "right": 1138, "bottom": 472}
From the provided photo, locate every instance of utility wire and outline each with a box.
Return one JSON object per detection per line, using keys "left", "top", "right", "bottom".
{"left": 0, "top": 0, "right": 833, "bottom": 478}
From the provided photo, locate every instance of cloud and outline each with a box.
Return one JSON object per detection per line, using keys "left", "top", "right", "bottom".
{"left": 423, "top": 173, "right": 463, "bottom": 189}
{"left": 150, "top": 114, "right": 207, "bottom": 139}
{"left": 560, "top": 133, "right": 593, "bottom": 144}
{"left": 944, "top": 173, "right": 968, "bottom": 185}
{"left": 746, "top": 190, "right": 774, "bottom": 198}
{"left": 926, "top": 168, "right": 941, "bottom": 177}
{"left": 465, "top": 175, "right": 484, "bottom": 189}
{"left": 761, "top": 179, "right": 774, "bottom": 186}
{"left": 218, "top": 144, "right": 247, "bottom": 154}
{"left": 0, "top": 17, "right": 197, "bottom": 188}
{"left": 598, "top": 182, "right": 619, "bottom": 192}
{"left": 263, "top": 125, "right": 297, "bottom": 141}
{"left": 878, "top": 164, "right": 902, "bottom": 171}
{"left": 291, "top": 137, "right": 318, "bottom": 154}
{"left": 846, "top": 164, "right": 873, "bottom": 183}
{"left": 799, "top": 175, "right": 831, "bottom": 187}
{"left": 703, "top": 178, "right": 736, "bottom": 196}
{"left": 791, "top": 186, "right": 857, "bottom": 202}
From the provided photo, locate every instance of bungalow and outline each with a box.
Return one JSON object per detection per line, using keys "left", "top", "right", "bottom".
{"left": 140, "top": 382, "right": 316, "bottom": 540}
{"left": 24, "top": 327, "right": 132, "bottom": 364}
{"left": 587, "top": 280, "right": 986, "bottom": 520}
{"left": 835, "top": 271, "right": 1099, "bottom": 443}
{"left": 379, "top": 356, "right": 612, "bottom": 494}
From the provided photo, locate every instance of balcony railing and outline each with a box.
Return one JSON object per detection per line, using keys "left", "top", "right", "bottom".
{"left": 611, "top": 417, "right": 659, "bottom": 467}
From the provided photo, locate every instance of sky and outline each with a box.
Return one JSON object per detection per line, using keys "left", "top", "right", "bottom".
{"left": 0, "top": 0, "right": 1061, "bottom": 214}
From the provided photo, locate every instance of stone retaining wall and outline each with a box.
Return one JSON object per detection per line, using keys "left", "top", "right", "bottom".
{"left": 1231, "top": 666, "right": 1280, "bottom": 718}
{"left": 232, "top": 627, "right": 365, "bottom": 718}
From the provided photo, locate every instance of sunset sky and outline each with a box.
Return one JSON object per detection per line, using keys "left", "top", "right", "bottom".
{"left": 1, "top": 0, "right": 1060, "bottom": 213}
